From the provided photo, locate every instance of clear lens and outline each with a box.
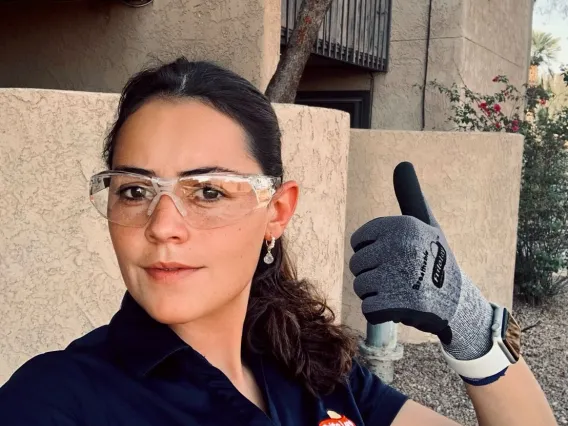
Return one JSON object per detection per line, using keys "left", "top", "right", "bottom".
{"left": 89, "top": 172, "right": 279, "bottom": 229}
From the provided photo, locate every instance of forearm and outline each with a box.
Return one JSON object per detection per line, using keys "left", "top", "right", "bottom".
{"left": 466, "top": 357, "right": 557, "bottom": 426}
{"left": 349, "top": 163, "right": 557, "bottom": 425}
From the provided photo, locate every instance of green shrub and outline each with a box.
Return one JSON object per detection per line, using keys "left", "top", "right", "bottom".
{"left": 431, "top": 76, "right": 568, "bottom": 304}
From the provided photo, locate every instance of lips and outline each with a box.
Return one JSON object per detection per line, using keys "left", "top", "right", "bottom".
{"left": 144, "top": 262, "right": 202, "bottom": 281}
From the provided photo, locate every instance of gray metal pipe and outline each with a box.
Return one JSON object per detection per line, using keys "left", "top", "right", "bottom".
{"left": 367, "top": 321, "right": 396, "bottom": 348}
{"left": 359, "top": 321, "right": 403, "bottom": 384}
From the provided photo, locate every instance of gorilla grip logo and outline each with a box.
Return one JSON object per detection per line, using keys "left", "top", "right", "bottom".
{"left": 412, "top": 238, "right": 447, "bottom": 290}
{"left": 430, "top": 240, "right": 446, "bottom": 288}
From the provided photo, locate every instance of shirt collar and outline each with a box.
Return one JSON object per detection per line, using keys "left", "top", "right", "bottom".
{"left": 108, "top": 292, "right": 195, "bottom": 378}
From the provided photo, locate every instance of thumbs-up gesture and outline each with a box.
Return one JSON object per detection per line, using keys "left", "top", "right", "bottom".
{"left": 349, "top": 162, "right": 494, "bottom": 362}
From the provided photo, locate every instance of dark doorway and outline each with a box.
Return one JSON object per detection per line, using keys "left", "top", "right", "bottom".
{"left": 294, "top": 91, "right": 371, "bottom": 129}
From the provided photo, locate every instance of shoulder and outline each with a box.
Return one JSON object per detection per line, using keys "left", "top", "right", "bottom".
{"left": 346, "top": 359, "right": 408, "bottom": 425}
{"left": 0, "top": 326, "right": 111, "bottom": 425}
{"left": 0, "top": 351, "right": 85, "bottom": 424}
{"left": 2, "top": 349, "right": 83, "bottom": 386}
{"left": 2, "top": 325, "right": 111, "bottom": 391}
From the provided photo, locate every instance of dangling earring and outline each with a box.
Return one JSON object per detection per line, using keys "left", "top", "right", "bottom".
{"left": 264, "top": 236, "right": 276, "bottom": 265}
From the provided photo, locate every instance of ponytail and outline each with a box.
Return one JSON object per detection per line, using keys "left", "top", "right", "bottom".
{"left": 244, "top": 236, "right": 357, "bottom": 396}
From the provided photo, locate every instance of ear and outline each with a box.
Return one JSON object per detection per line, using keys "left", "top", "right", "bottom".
{"left": 265, "top": 180, "right": 299, "bottom": 240}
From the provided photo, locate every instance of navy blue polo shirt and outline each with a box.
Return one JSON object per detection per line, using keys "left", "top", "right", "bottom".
{"left": 0, "top": 293, "right": 408, "bottom": 425}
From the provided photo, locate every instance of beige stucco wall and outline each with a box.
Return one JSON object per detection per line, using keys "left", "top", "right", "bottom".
{"left": 0, "top": 0, "right": 280, "bottom": 92}
{"left": 543, "top": 73, "right": 568, "bottom": 113}
{"left": 381, "top": 0, "right": 533, "bottom": 131}
{"left": 0, "top": 89, "right": 350, "bottom": 384}
{"left": 298, "top": 0, "right": 533, "bottom": 132}
{"left": 276, "top": 104, "right": 350, "bottom": 315}
{"left": 342, "top": 130, "right": 524, "bottom": 343}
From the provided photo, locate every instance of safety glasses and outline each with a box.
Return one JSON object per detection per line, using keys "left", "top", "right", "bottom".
{"left": 89, "top": 170, "right": 282, "bottom": 229}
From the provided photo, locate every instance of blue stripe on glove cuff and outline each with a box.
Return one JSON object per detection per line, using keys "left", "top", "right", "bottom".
{"left": 461, "top": 367, "right": 509, "bottom": 386}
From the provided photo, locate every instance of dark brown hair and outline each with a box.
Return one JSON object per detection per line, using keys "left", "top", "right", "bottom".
{"left": 102, "top": 57, "right": 357, "bottom": 396}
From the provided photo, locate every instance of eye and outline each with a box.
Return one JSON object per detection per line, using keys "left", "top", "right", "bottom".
{"left": 196, "top": 186, "right": 225, "bottom": 201}
{"left": 119, "top": 186, "right": 152, "bottom": 200}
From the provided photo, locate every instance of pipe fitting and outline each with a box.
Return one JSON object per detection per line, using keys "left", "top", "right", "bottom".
{"left": 359, "top": 322, "right": 404, "bottom": 384}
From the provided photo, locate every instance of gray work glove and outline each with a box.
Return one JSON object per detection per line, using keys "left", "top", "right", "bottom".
{"left": 349, "top": 162, "right": 493, "bottom": 361}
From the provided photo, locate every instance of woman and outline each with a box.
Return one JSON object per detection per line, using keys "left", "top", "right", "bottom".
{"left": 0, "top": 58, "right": 556, "bottom": 426}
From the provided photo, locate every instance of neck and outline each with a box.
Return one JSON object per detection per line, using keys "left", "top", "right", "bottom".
{"left": 169, "top": 281, "right": 252, "bottom": 382}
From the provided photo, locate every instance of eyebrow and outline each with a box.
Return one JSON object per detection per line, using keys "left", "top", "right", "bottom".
{"left": 112, "top": 165, "right": 242, "bottom": 177}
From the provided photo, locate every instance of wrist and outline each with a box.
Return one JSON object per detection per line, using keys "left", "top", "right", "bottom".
{"left": 441, "top": 304, "right": 522, "bottom": 385}
{"left": 443, "top": 273, "right": 493, "bottom": 360}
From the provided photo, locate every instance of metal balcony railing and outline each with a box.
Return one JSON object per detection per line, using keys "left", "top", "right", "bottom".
{"left": 281, "top": 0, "right": 391, "bottom": 72}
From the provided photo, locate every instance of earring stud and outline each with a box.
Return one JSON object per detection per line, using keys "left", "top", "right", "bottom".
{"left": 263, "top": 236, "right": 276, "bottom": 265}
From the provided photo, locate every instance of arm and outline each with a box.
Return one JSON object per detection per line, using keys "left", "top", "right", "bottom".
{"left": 465, "top": 357, "right": 556, "bottom": 426}
{"left": 391, "top": 358, "right": 556, "bottom": 426}
{"left": 392, "top": 359, "right": 557, "bottom": 426}
{"left": 393, "top": 401, "right": 461, "bottom": 426}
{"left": 349, "top": 162, "right": 557, "bottom": 426}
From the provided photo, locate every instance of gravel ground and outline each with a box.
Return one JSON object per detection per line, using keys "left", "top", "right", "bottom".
{"left": 388, "top": 293, "right": 568, "bottom": 425}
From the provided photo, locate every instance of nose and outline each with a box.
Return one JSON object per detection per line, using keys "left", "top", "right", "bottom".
{"left": 144, "top": 194, "right": 190, "bottom": 244}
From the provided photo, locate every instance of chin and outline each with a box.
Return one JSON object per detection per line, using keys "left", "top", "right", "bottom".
{"left": 131, "top": 288, "right": 210, "bottom": 325}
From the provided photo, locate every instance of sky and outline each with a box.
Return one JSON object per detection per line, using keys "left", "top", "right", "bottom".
{"left": 532, "top": 4, "right": 568, "bottom": 72}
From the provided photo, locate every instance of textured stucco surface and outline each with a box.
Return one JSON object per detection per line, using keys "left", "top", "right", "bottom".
{"left": 275, "top": 104, "right": 351, "bottom": 317}
{"left": 464, "top": 0, "right": 532, "bottom": 70}
{"left": 0, "top": 0, "right": 280, "bottom": 92}
{"left": 373, "top": 0, "right": 533, "bottom": 131}
{"left": 0, "top": 89, "right": 350, "bottom": 384}
{"left": 372, "top": 39, "right": 427, "bottom": 131}
{"left": 342, "top": 130, "right": 524, "bottom": 343}
{"left": 369, "top": 0, "right": 430, "bottom": 130}
{"left": 298, "top": 0, "right": 532, "bottom": 131}
{"left": 0, "top": 89, "right": 121, "bottom": 384}
{"left": 424, "top": 36, "right": 531, "bottom": 131}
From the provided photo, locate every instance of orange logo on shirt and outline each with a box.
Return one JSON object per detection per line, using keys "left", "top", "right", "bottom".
{"left": 319, "top": 410, "right": 356, "bottom": 426}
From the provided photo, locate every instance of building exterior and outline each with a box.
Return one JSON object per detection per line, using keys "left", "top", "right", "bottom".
{"left": 542, "top": 72, "right": 568, "bottom": 113}
{"left": 0, "top": 0, "right": 531, "bottom": 379}
{"left": 296, "top": 0, "right": 533, "bottom": 130}
{"left": 0, "top": 0, "right": 281, "bottom": 92}
{"left": 1, "top": 0, "right": 533, "bottom": 130}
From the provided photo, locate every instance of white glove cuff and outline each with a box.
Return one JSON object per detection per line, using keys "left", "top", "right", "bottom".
{"left": 441, "top": 304, "right": 516, "bottom": 380}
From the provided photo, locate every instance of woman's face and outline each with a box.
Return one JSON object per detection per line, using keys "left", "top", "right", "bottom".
{"left": 109, "top": 98, "right": 296, "bottom": 325}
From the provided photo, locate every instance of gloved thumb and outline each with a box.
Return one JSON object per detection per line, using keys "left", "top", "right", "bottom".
{"left": 393, "top": 162, "right": 440, "bottom": 229}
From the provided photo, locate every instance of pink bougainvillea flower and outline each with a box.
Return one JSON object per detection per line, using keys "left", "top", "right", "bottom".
{"left": 478, "top": 102, "right": 490, "bottom": 115}
{"left": 492, "top": 76, "right": 499, "bottom": 82}
{"left": 493, "top": 104, "right": 501, "bottom": 112}
{"left": 539, "top": 98, "right": 547, "bottom": 105}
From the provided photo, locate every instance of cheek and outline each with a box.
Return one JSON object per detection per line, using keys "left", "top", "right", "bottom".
{"left": 109, "top": 224, "right": 143, "bottom": 264}
{"left": 206, "top": 214, "right": 267, "bottom": 279}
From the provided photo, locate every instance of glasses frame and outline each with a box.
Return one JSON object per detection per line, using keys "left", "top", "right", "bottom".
{"left": 89, "top": 170, "right": 283, "bottom": 228}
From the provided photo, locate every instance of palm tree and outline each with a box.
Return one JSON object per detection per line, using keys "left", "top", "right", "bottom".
{"left": 531, "top": 30, "right": 562, "bottom": 76}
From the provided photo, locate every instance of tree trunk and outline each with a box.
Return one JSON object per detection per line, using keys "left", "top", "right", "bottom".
{"left": 265, "top": 0, "right": 333, "bottom": 103}
{"left": 529, "top": 64, "right": 539, "bottom": 86}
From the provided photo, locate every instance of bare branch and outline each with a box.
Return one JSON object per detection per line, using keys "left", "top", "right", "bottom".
{"left": 265, "top": 0, "right": 333, "bottom": 103}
